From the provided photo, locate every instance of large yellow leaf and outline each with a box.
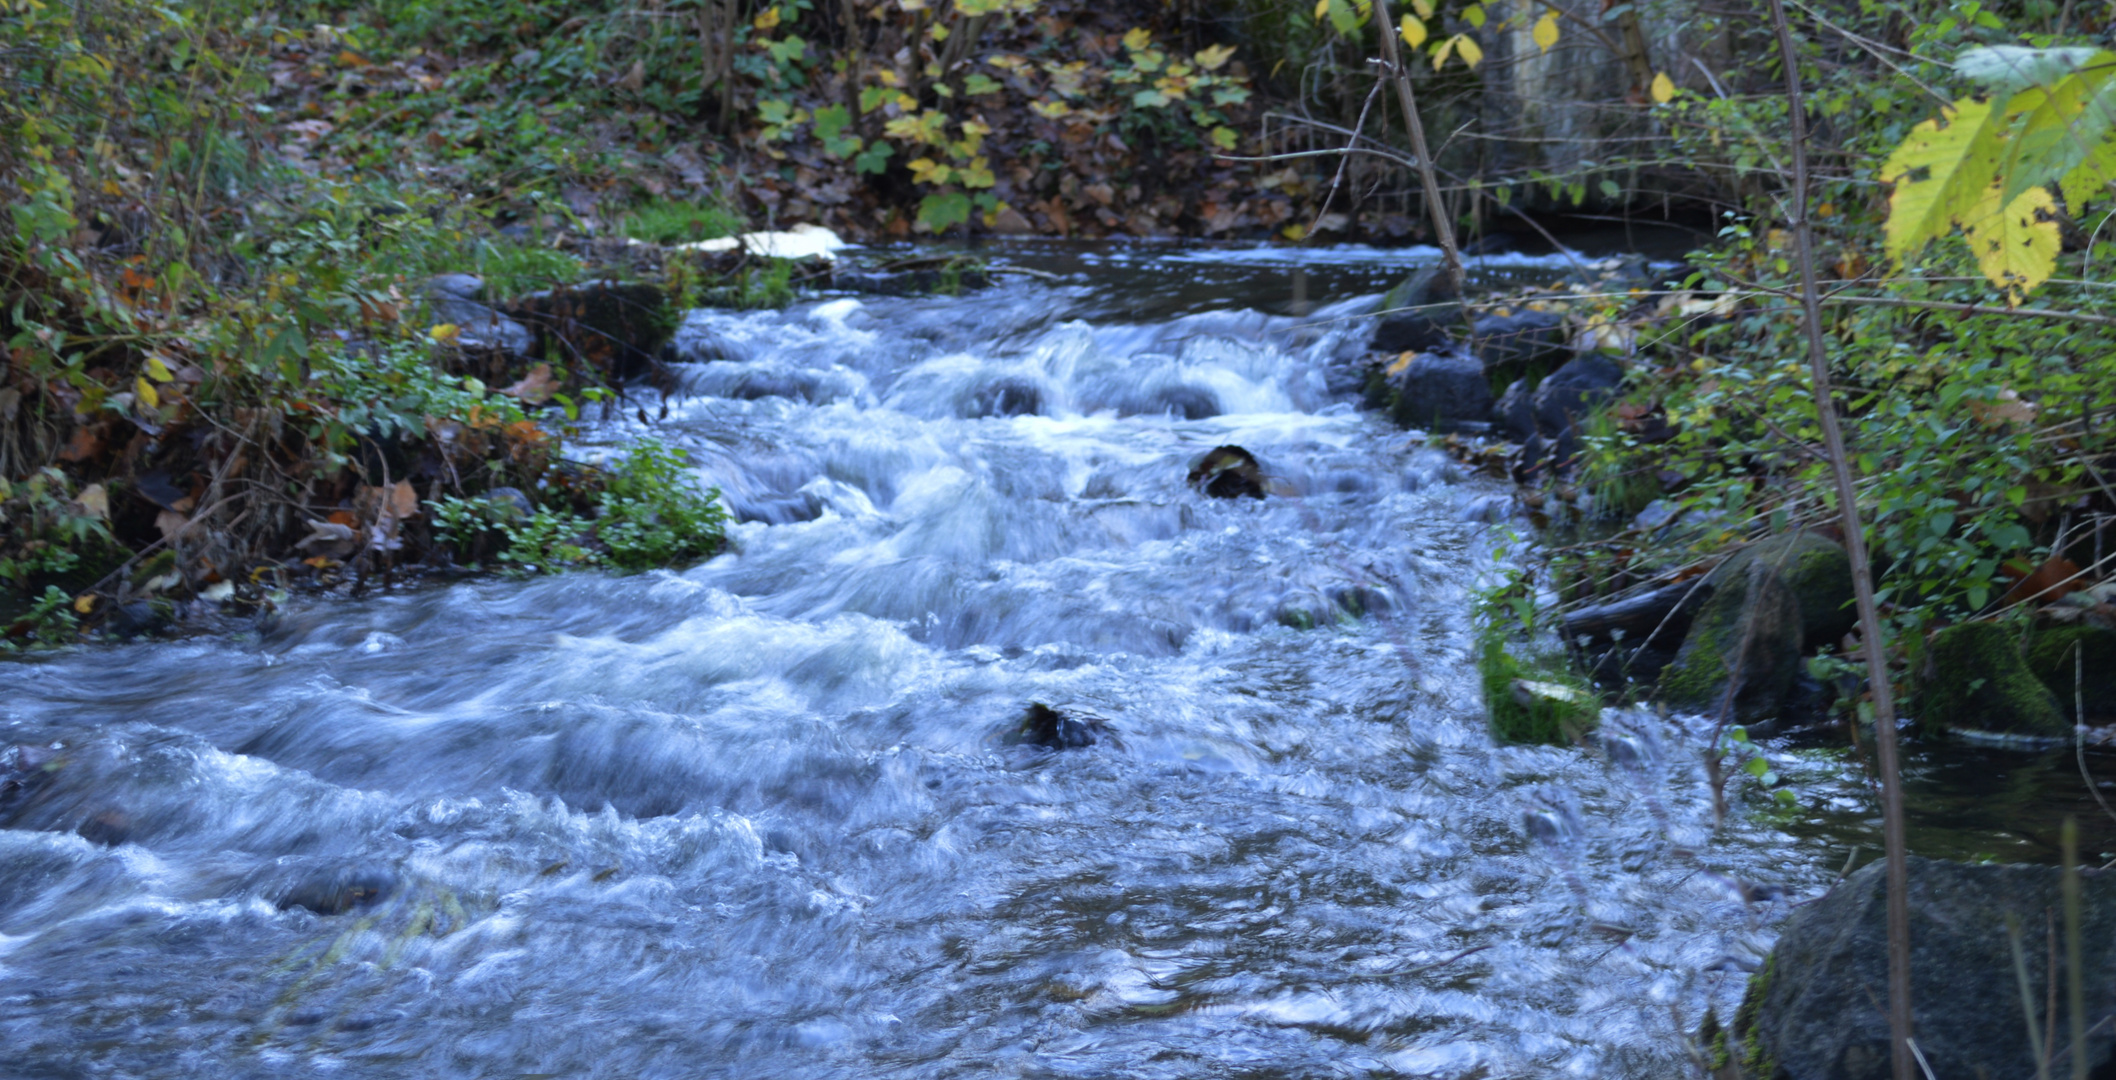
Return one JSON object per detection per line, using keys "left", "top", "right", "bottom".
{"left": 1878, "top": 97, "right": 2012, "bottom": 262}
{"left": 1400, "top": 14, "right": 1427, "bottom": 47}
{"left": 1531, "top": 13, "right": 1558, "bottom": 53}
{"left": 1960, "top": 182, "right": 2059, "bottom": 304}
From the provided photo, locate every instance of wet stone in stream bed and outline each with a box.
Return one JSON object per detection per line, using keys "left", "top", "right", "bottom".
{"left": 0, "top": 243, "right": 1886, "bottom": 1080}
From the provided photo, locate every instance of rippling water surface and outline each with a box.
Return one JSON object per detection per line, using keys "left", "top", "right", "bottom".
{"left": 0, "top": 244, "right": 1849, "bottom": 1078}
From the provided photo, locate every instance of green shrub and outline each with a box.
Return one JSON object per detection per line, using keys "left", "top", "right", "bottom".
{"left": 432, "top": 438, "right": 727, "bottom": 572}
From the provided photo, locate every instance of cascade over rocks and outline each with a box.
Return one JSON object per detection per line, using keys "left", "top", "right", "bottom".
{"left": 1004, "top": 703, "right": 1111, "bottom": 750}
{"left": 1710, "top": 856, "right": 2116, "bottom": 1080}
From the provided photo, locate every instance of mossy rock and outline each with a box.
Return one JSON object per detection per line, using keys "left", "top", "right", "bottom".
{"left": 1657, "top": 557, "right": 1803, "bottom": 725}
{"left": 1698, "top": 954, "right": 1779, "bottom": 1080}
{"left": 1478, "top": 636, "right": 1598, "bottom": 744}
{"left": 2022, "top": 624, "right": 2116, "bottom": 722}
{"left": 1917, "top": 621, "right": 2067, "bottom": 737}
{"left": 1718, "top": 533, "right": 1854, "bottom": 651}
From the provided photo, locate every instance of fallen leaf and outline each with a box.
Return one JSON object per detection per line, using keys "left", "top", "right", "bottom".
{"left": 155, "top": 509, "right": 193, "bottom": 542}
{"left": 388, "top": 479, "right": 418, "bottom": 521}
{"left": 59, "top": 427, "right": 103, "bottom": 463}
{"left": 72, "top": 484, "right": 109, "bottom": 521}
{"left": 2000, "top": 555, "right": 2082, "bottom": 607}
{"left": 502, "top": 363, "right": 560, "bottom": 405}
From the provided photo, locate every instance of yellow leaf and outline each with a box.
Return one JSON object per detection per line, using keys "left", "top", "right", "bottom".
{"left": 959, "top": 156, "right": 996, "bottom": 188}
{"left": 1314, "top": 0, "right": 1329, "bottom": 20}
{"left": 73, "top": 484, "right": 108, "bottom": 521}
{"left": 908, "top": 157, "right": 951, "bottom": 184}
{"left": 1649, "top": 71, "right": 1676, "bottom": 104}
{"left": 1124, "top": 27, "right": 1153, "bottom": 51}
{"left": 1194, "top": 43, "right": 1236, "bottom": 70}
{"left": 1282, "top": 223, "right": 1308, "bottom": 241}
{"left": 1410, "top": 0, "right": 1433, "bottom": 16}
{"left": 144, "top": 355, "right": 174, "bottom": 382}
{"left": 1878, "top": 97, "right": 2009, "bottom": 262}
{"left": 136, "top": 377, "right": 159, "bottom": 409}
{"left": 73, "top": 594, "right": 96, "bottom": 615}
{"left": 1431, "top": 36, "right": 1456, "bottom": 71}
{"left": 1400, "top": 14, "right": 1427, "bottom": 47}
{"left": 753, "top": 5, "right": 780, "bottom": 29}
{"left": 1532, "top": 12, "right": 1559, "bottom": 53}
{"left": 1030, "top": 99, "right": 1072, "bottom": 118}
{"left": 1961, "top": 182, "right": 2060, "bottom": 304}
{"left": 429, "top": 323, "right": 461, "bottom": 344}
{"left": 1455, "top": 33, "right": 1482, "bottom": 68}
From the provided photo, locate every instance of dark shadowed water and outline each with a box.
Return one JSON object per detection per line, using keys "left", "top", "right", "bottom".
{"left": 0, "top": 243, "right": 1959, "bottom": 1078}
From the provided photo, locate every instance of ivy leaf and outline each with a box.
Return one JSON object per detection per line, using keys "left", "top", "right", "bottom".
{"left": 1959, "top": 181, "right": 2059, "bottom": 304}
{"left": 917, "top": 191, "right": 972, "bottom": 230}
{"left": 852, "top": 140, "right": 894, "bottom": 175}
{"left": 957, "top": 156, "right": 996, "bottom": 188}
{"left": 1194, "top": 44, "right": 1236, "bottom": 71}
{"left": 1878, "top": 97, "right": 2010, "bottom": 262}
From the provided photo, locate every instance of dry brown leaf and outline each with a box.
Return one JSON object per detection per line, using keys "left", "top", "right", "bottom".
{"left": 1999, "top": 555, "right": 2082, "bottom": 607}
{"left": 502, "top": 362, "right": 560, "bottom": 405}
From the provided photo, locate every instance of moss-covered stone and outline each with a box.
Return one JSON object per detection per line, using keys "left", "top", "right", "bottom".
{"left": 1719, "top": 533, "right": 1855, "bottom": 651}
{"left": 2022, "top": 624, "right": 2116, "bottom": 722}
{"left": 1478, "top": 635, "right": 1598, "bottom": 744}
{"left": 1917, "top": 621, "right": 2067, "bottom": 737}
{"left": 1657, "top": 558, "right": 1803, "bottom": 725}
{"left": 1695, "top": 955, "right": 1782, "bottom": 1079}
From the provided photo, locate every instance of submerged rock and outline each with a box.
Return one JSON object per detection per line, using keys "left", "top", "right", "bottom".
{"left": 1710, "top": 856, "right": 2116, "bottom": 1080}
{"left": 1187, "top": 445, "right": 1266, "bottom": 500}
{"left": 1005, "top": 703, "right": 1110, "bottom": 750}
{"left": 273, "top": 867, "right": 398, "bottom": 916}
{"left": 1917, "top": 621, "right": 2068, "bottom": 739}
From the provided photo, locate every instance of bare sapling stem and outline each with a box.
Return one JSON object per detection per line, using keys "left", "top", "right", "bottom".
{"left": 1759, "top": 2, "right": 1916, "bottom": 1078}
{"left": 1367, "top": 0, "right": 1466, "bottom": 295}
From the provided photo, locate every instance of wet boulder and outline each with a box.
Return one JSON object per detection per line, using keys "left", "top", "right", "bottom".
{"left": 1187, "top": 445, "right": 1266, "bottom": 500}
{"left": 1916, "top": 621, "right": 2068, "bottom": 739}
{"left": 1385, "top": 352, "right": 1492, "bottom": 433}
{"left": 1492, "top": 377, "right": 1536, "bottom": 441}
{"left": 1530, "top": 354, "right": 1625, "bottom": 439}
{"left": 1470, "top": 310, "right": 1568, "bottom": 381}
{"left": 1708, "top": 856, "right": 2116, "bottom": 1080}
{"left": 1004, "top": 703, "right": 1111, "bottom": 750}
{"left": 272, "top": 866, "right": 398, "bottom": 916}
{"left": 1370, "top": 265, "right": 1462, "bottom": 354}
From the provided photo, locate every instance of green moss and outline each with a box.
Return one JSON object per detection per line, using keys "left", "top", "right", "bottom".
{"left": 2022, "top": 625, "right": 2116, "bottom": 722}
{"left": 1657, "top": 560, "right": 1802, "bottom": 724}
{"left": 1916, "top": 621, "right": 2067, "bottom": 737}
{"left": 1479, "top": 633, "right": 1599, "bottom": 744}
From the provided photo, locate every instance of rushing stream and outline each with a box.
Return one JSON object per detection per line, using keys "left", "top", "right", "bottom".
{"left": 3, "top": 243, "right": 1878, "bottom": 1077}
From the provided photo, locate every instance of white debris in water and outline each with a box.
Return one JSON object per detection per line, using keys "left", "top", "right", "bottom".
{"left": 667, "top": 222, "right": 846, "bottom": 261}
